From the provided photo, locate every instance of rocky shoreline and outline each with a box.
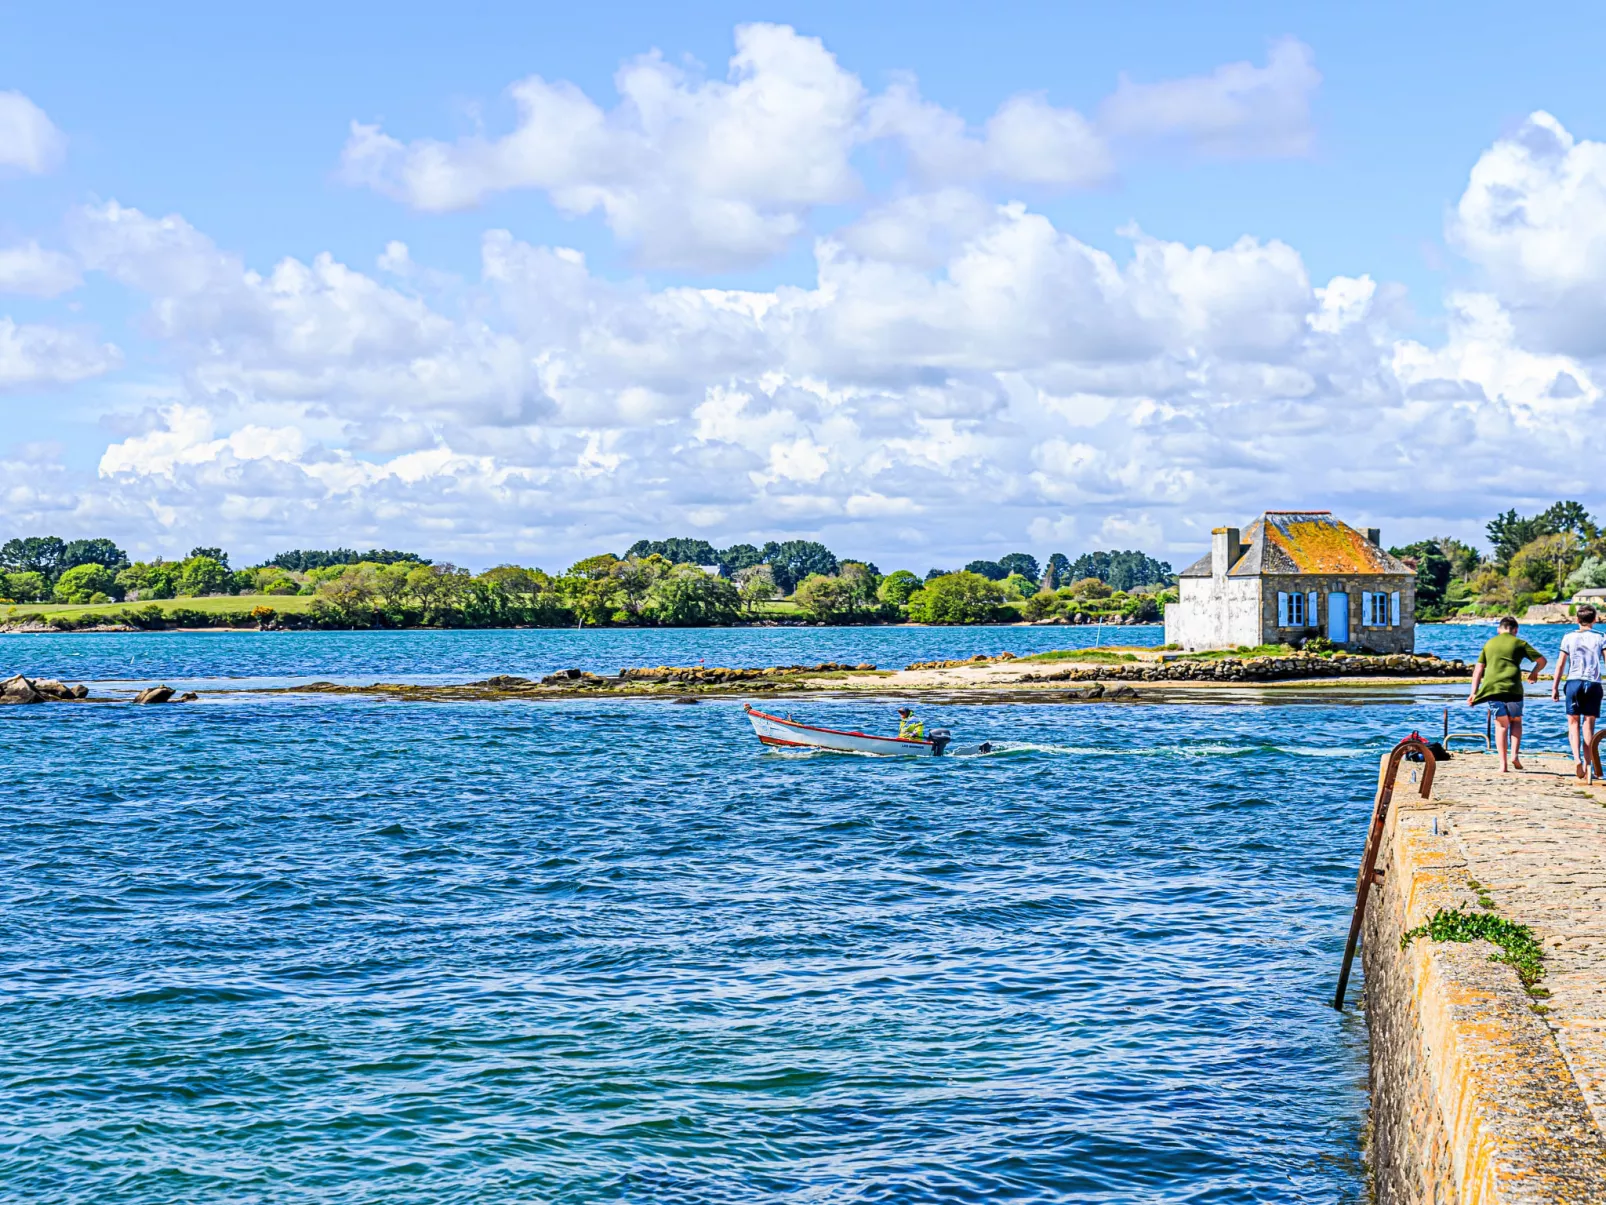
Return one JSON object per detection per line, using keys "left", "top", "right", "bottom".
{"left": 0, "top": 650, "right": 1471, "bottom": 709}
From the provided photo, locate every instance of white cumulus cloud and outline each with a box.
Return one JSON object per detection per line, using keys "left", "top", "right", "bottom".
{"left": 0, "top": 90, "right": 66, "bottom": 174}
{"left": 0, "top": 317, "right": 120, "bottom": 389}
{"left": 341, "top": 25, "right": 1321, "bottom": 271}
{"left": 1099, "top": 37, "right": 1320, "bottom": 158}
{"left": 1451, "top": 111, "right": 1606, "bottom": 355}
{"left": 0, "top": 240, "right": 80, "bottom": 296}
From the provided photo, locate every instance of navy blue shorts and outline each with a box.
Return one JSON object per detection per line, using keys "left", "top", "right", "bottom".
{"left": 1487, "top": 699, "right": 1524, "bottom": 719}
{"left": 1564, "top": 680, "right": 1603, "bottom": 717}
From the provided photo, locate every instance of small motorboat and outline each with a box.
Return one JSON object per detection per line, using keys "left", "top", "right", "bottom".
{"left": 744, "top": 704, "right": 991, "bottom": 757}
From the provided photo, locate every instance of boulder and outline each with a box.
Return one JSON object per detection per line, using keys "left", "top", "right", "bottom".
{"left": 0, "top": 674, "right": 43, "bottom": 704}
{"left": 71, "top": 684, "right": 88, "bottom": 699}
{"left": 178, "top": 692, "right": 199, "bottom": 702}
{"left": 132, "top": 685, "right": 175, "bottom": 704}
{"left": 32, "top": 679, "right": 74, "bottom": 700}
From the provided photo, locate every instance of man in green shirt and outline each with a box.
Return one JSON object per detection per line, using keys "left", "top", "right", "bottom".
{"left": 1467, "top": 616, "right": 1547, "bottom": 772}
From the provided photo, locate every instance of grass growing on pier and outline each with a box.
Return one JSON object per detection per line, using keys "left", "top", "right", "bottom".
{"left": 1400, "top": 907, "right": 1546, "bottom": 993}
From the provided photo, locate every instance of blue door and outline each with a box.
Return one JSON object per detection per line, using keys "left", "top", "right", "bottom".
{"left": 1328, "top": 592, "right": 1349, "bottom": 643}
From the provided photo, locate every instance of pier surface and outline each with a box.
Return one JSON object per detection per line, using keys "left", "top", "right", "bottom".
{"left": 1364, "top": 751, "right": 1606, "bottom": 1203}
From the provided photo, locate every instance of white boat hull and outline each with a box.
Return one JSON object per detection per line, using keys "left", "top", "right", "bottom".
{"left": 744, "top": 705, "right": 941, "bottom": 756}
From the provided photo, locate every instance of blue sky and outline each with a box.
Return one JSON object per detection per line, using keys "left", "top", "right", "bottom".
{"left": 4, "top": 2, "right": 1606, "bottom": 567}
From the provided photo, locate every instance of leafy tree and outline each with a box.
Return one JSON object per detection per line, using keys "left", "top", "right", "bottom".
{"left": 964, "top": 559, "right": 1007, "bottom": 580}
{"left": 877, "top": 570, "right": 923, "bottom": 606}
{"left": 644, "top": 565, "right": 739, "bottom": 625}
{"left": 0, "top": 536, "right": 66, "bottom": 580}
{"left": 311, "top": 567, "right": 380, "bottom": 624}
{"left": 924, "top": 568, "right": 954, "bottom": 582}
{"left": 560, "top": 555, "right": 625, "bottom": 625}
{"left": 188, "top": 546, "right": 230, "bottom": 569}
{"left": 262, "top": 548, "right": 425, "bottom": 571}
{"left": 1042, "top": 553, "right": 1071, "bottom": 590}
{"left": 761, "top": 540, "right": 838, "bottom": 593}
{"left": 117, "top": 560, "right": 182, "bottom": 600}
{"left": 178, "top": 555, "right": 231, "bottom": 597}
{"left": 1390, "top": 540, "right": 1453, "bottom": 609}
{"left": 1566, "top": 557, "right": 1606, "bottom": 593}
{"left": 794, "top": 573, "right": 863, "bottom": 623}
{"left": 1510, "top": 532, "right": 1579, "bottom": 593}
{"left": 0, "top": 570, "right": 48, "bottom": 602}
{"left": 1486, "top": 509, "right": 1552, "bottom": 567}
{"left": 1438, "top": 537, "right": 1482, "bottom": 579}
{"left": 52, "top": 562, "right": 121, "bottom": 604}
{"left": 613, "top": 554, "right": 672, "bottom": 618}
{"left": 63, "top": 538, "right": 129, "bottom": 573}
{"left": 1540, "top": 500, "right": 1595, "bottom": 540}
{"left": 718, "top": 543, "right": 765, "bottom": 575}
{"left": 625, "top": 537, "right": 720, "bottom": 567}
{"left": 793, "top": 562, "right": 881, "bottom": 623}
{"left": 999, "top": 573, "right": 1036, "bottom": 600}
{"left": 1064, "top": 576, "right": 1113, "bottom": 599}
{"left": 906, "top": 571, "right": 1008, "bottom": 623}
{"left": 998, "top": 552, "right": 1040, "bottom": 581}
{"left": 735, "top": 564, "right": 779, "bottom": 615}
{"left": 1065, "top": 550, "right": 1174, "bottom": 591}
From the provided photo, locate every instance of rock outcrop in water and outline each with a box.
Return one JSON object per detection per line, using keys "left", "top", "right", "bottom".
{"left": 132, "top": 686, "right": 175, "bottom": 704}
{"left": 1, "top": 674, "right": 89, "bottom": 703}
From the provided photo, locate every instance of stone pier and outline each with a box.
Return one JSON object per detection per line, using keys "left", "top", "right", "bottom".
{"left": 1362, "top": 751, "right": 1606, "bottom": 1202}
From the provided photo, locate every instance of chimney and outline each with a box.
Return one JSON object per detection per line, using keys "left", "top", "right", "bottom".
{"left": 1211, "top": 527, "right": 1241, "bottom": 578}
{"left": 1366, "top": 527, "right": 1381, "bottom": 548}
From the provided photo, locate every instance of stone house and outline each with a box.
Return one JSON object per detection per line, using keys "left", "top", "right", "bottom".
{"left": 1164, "top": 511, "right": 1416, "bottom": 652}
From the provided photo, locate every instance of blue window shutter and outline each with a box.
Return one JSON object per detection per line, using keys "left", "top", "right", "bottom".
{"left": 1391, "top": 591, "right": 1401, "bottom": 626}
{"left": 1306, "top": 591, "right": 1317, "bottom": 628}
{"left": 1277, "top": 592, "right": 1288, "bottom": 627}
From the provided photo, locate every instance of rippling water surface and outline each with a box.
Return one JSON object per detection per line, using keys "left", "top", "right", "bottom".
{"left": 0, "top": 626, "right": 1512, "bottom": 1202}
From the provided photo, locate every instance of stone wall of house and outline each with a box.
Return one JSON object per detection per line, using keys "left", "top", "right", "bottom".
{"left": 1255, "top": 573, "right": 1417, "bottom": 652}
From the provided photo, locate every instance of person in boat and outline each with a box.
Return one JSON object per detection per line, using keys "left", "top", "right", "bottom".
{"left": 897, "top": 707, "right": 924, "bottom": 740}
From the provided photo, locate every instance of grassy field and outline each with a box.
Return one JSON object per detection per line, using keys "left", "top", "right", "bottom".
{"left": 1017, "top": 647, "right": 1147, "bottom": 663}
{"left": 2, "top": 595, "right": 313, "bottom": 622}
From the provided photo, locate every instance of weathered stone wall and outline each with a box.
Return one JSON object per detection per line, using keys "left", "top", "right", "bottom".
{"left": 1361, "top": 782, "right": 1606, "bottom": 1203}
{"left": 1255, "top": 572, "right": 1417, "bottom": 652}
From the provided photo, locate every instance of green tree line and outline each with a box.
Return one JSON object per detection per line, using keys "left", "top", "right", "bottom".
{"left": 2, "top": 533, "right": 1177, "bottom": 628}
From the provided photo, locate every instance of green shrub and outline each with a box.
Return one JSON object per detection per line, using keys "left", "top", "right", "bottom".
{"left": 906, "top": 572, "right": 1008, "bottom": 624}
{"left": 52, "top": 562, "right": 120, "bottom": 604}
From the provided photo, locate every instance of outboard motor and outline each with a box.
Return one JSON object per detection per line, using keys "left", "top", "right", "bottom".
{"left": 929, "top": 727, "right": 952, "bottom": 756}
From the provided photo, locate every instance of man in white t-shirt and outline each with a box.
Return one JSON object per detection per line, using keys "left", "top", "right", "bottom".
{"left": 1552, "top": 604, "right": 1606, "bottom": 777}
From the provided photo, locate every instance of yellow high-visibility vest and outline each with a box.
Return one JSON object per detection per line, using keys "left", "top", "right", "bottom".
{"left": 899, "top": 717, "right": 924, "bottom": 739}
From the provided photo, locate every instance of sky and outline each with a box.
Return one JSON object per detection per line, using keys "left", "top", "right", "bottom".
{"left": 4, "top": 1, "right": 1606, "bottom": 571}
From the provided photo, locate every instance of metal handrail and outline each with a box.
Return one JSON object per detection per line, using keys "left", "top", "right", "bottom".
{"left": 1333, "top": 736, "right": 1436, "bottom": 1011}
{"left": 1439, "top": 704, "right": 1491, "bottom": 752}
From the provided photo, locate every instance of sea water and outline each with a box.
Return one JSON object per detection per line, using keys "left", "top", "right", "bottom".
{"left": 0, "top": 623, "right": 1534, "bottom": 1201}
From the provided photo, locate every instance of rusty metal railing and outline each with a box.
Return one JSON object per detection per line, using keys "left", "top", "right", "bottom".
{"left": 1332, "top": 736, "right": 1436, "bottom": 1011}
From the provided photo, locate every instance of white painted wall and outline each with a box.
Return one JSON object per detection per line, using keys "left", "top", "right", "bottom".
{"left": 1164, "top": 574, "right": 1263, "bottom": 650}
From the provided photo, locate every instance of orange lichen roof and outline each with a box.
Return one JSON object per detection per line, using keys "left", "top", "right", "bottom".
{"left": 1233, "top": 512, "right": 1410, "bottom": 576}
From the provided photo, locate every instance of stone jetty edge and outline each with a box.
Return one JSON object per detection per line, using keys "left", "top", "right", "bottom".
{"left": 1363, "top": 780, "right": 1606, "bottom": 1202}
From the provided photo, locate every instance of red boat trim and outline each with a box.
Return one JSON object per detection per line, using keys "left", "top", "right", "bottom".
{"left": 745, "top": 704, "right": 932, "bottom": 747}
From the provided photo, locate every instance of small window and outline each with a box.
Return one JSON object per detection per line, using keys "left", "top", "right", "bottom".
{"left": 1287, "top": 591, "right": 1305, "bottom": 627}
{"left": 1362, "top": 591, "right": 1390, "bottom": 627}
